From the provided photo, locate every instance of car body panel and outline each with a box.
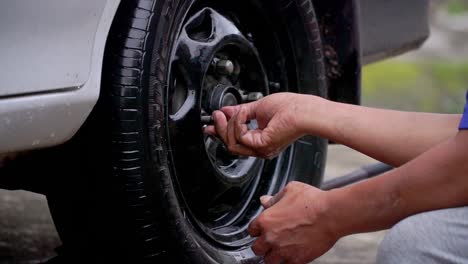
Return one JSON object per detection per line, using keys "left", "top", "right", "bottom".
{"left": 0, "top": 0, "right": 120, "bottom": 153}
{"left": 313, "top": 0, "right": 429, "bottom": 106}
{"left": 0, "top": 0, "right": 108, "bottom": 97}
{"left": 359, "top": 0, "right": 430, "bottom": 65}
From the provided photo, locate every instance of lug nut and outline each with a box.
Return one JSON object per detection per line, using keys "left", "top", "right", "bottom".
{"left": 216, "top": 59, "right": 235, "bottom": 76}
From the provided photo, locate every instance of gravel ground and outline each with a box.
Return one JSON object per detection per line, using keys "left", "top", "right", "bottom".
{"left": 0, "top": 145, "right": 385, "bottom": 264}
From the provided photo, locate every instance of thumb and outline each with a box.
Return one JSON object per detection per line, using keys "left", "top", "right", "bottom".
{"left": 239, "top": 129, "right": 271, "bottom": 149}
{"left": 260, "top": 188, "right": 285, "bottom": 209}
{"left": 260, "top": 195, "right": 273, "bottom": 208}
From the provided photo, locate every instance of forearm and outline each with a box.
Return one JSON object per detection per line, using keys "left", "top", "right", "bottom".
{"left": 326, "top": 132, "right": 468, "bottom": 236}
{"left": 302, "top": 95, "right": 461, "bottom": 166}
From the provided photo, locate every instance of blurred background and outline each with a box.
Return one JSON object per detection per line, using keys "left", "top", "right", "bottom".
{"left": 363, "top": 0, "right": 468, "bottom": 113}
{"left": 318, "top": 1, "right": 468, "bottom": 263}
{"left": 1, "top": 1, "right": 468, "bottom": 263}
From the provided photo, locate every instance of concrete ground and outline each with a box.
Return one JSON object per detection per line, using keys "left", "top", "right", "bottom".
{"left": 314, "top": 146, "right": 386, "bottom": 264}
{"left": 0, "top": 145, "right": 385, "bottom": 263}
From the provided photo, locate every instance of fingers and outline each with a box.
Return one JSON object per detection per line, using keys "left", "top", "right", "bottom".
{"left": 239, "top": 129, "right": 269, "bottom": 149}
{"left": 248, "top": 217, "right": 262, "bottom": 237}
{"left": 211, "top": 102, "right": 279, "bottom": 158}
{"left": 227, "top": 143, "right": 258, "bottom": 157}
{"left": 214, "top": 103, "right": 263, "bottom": 156}
{"left": 260, "top": 195, "right": 273, "bottom": 208}
{"left": 234, "top": 106, "right": 252, "bottom": 141}
{"left": 213, "top": 111, "right": 228, "bottom": 143}
{"left": 219, "top": 105, "right": 239, "bottom": 119}
{"left": 203, "top": 125, "right": 216, "bottom": 136}
{"left": 226, "top": 109, "right": 238, "bottom": 147}
{"left": 264, "top": 250, "right": 283, "bottom": 264}
{"left": 211, "top": 110, "right": 257, "bottom": 156}
{"left": 224, "top": 103, "right": 256, "bottom": 145}
{"left": 221, "top": 102, "right": 256, "bottom": 121}
{"left": 249, "top": 189, "right": 285, "bottom": 236}
{"left": 252, "top": 236, "right": 270, "bottom": 256}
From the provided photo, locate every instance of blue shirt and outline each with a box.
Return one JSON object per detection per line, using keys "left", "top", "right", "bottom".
{"left": 460, "top": 91, "right": 468, "bottom": 130}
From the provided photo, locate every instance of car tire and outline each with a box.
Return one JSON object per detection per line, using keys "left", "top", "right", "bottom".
{"left": 47, "top": 0, "right": 327, "bottom": 263}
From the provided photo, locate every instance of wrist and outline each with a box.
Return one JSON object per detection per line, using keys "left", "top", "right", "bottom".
{"left": 296, "top": 95, "right": 333, "bottom": 137}
{"left": 321, "top": 188, "right": 356, "bottom": 238}
{"left": 324, "top": 175, "right": 407, "bottom": 238}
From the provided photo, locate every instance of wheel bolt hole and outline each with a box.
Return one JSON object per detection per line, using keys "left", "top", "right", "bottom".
{"left": 186, "top": 9, "right": 214, "bottom": 41}
{"left": 170, "top": 71, "right": 188, "bottom": 115}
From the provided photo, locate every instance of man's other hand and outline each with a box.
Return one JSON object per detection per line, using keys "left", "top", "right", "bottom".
{"left": 248, "top": 182, "right": 338, "bottom": 264}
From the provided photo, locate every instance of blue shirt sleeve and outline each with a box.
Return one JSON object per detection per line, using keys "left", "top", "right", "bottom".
{"left": 459, "top": 91, "right": 468, "bottom": 130}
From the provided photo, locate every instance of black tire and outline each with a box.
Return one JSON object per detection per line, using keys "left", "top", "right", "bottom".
{"left": 47, "top": 0, "right": 327, "bottom": 263}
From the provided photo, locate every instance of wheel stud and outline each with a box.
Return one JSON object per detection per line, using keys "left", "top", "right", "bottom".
{"left": 216, "top": 59, "right": 235, "bottom": 76}
{"left": 201, "top": 115, "right": 214, "bottom": 125}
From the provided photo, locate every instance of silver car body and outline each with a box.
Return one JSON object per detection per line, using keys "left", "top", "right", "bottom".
{"left": 0, "top": 0, "right": 120, "bottom": 153}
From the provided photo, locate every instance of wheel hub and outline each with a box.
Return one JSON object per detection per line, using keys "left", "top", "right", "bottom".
{"left": 208, "top": 84, "right": 243, "bottom": 112}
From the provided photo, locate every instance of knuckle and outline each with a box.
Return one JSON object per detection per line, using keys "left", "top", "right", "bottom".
{"left": 247, "top": 223, "right": 258, "bottom": 236}
{"left": 264, "top": 232, "right": 278, "bottom": 247}
{"left": 287, "top": 181, "right": 301, "bottom": 189}
{"left": 256, "top": 214, "right": 266, "bottom": 225}
{"left": 258, "top": 212, "right": 274, "bottom": 226}
{"left": 256, "top": 214, "right": 268, "bottom": 226}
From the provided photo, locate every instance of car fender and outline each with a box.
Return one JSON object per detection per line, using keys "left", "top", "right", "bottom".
{"left": 0, "top": 0, "right": 121, "bottom": 153}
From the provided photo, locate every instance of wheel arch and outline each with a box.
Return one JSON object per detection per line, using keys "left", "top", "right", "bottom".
{"left": 312, "top": 0, "right": 362, "bottom": 105}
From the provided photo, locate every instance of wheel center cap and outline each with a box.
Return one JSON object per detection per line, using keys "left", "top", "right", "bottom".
{"left": 209, "top": 85, "right": 243, "bottom": 112}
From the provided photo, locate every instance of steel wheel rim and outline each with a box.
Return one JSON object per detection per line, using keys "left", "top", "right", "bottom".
{"left": 164, "top": 2, "right": 295, "bottom": 247}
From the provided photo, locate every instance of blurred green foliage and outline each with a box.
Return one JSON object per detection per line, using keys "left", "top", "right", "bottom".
{"left": 447, "top": 0, "right": 468, "bottom": 15}
{"left": 362, "top": 60, "right": 468, "bottom": 113}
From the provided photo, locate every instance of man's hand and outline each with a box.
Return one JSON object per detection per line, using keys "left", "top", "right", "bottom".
{"left": 248, "top": 182, "right": 338, "bottom": 264}
{"left": 204, "top": 93, "right": 310, "bottom": 159}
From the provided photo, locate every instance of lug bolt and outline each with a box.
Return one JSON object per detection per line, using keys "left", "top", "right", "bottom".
{"left": 269, "top": 81, "right": 281, "bottom": 91}
{"left": 246, "top": 92, "right": 264, "bottom": 102}
{"left": 216, "top": 59, "right": 235, "bottom": 76}
{"left": 201, "top": 115, "right": 214, "bottom": 125}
